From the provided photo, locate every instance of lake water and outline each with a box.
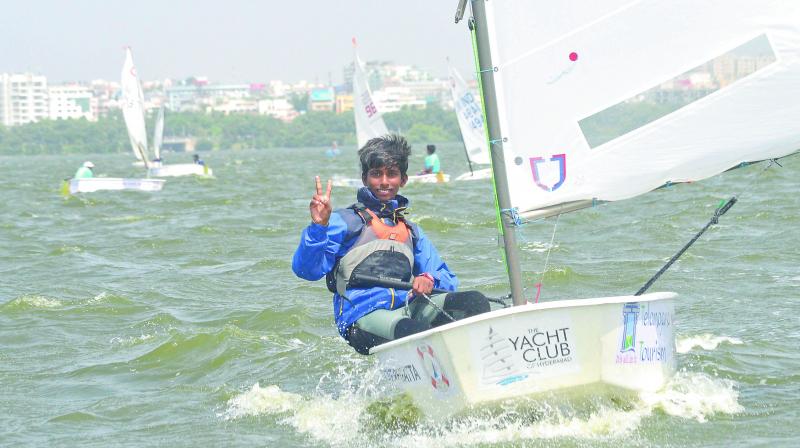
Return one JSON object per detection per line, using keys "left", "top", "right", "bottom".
{"left": 1, "top": 144, "right": 798, "bottom": 447}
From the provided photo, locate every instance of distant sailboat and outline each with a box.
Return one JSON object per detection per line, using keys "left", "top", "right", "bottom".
{"left": 341, "top": 38, "right": 448, "bottom": 185}
{"left": 449, "top": 65, "right": 492, "bottom": 181}
{"left": 63, "top": 47, "right": 165, "bottom": 195}
{"left": 352, "top": 37, "right": 389, "bottom": 149}
{"left": 146, "top": 106, "right": 213, "bottom": 177}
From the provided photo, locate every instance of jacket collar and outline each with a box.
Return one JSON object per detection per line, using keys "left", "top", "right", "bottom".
{"left": 356, "top": 187, "right": 409, "bottom": 220}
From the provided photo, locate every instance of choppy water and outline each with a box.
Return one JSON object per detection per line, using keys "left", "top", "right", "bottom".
{"left": 1, "top": 145, "right": 799, "bottom": 447}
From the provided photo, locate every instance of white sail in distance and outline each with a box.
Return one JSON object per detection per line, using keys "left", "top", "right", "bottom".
{"left": 121, "top": 47, "right": 150, "bottom": 164}
{"left": 481, "top": 1, "right": 800, "bottom": 219}
{"left": 352, "top": 39, "right": 388, "bottom": 149}
{"left": 152, "top": 105, "right": 164, "bottom": 161}
{"left": 450, "top": 66, "right": 490, "bottom": 166}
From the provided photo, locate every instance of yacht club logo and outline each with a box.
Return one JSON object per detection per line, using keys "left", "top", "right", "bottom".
{"left": 529, "top": 154, "right": 566, "bottom": 191}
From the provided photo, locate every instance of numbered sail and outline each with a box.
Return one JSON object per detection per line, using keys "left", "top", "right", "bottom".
{"left": 152, "top": 105, "right": 164, "bottom": 161}
{"left": 481, "top": 1, "right": 800, "bottom": 218}
{"left": 352, "top": 40, "right": 388, "bottom": 149}
{"left": 450, "top": 66, "right": 490, "bottom": 166}
{"left": 121, "top": 47, "right": 149, "bottom": 163}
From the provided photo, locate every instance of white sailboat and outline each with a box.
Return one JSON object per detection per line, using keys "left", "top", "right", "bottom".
{"left": 372, "top": 0, "right": 800, "bottom": 418}
{"left": 64, "top": 48, "right": 165, "bottom": 195}
{"left": 353, "top": 37, "right": 389, "bottom": 150}
{"left": 340, "top": 38, "right": 447, "bottom": 187}
{"left": 146, "top": 106, "right": 213, "bottom": 178}
{"left": 449, "top": 65, "right": 492, "bottom": 181}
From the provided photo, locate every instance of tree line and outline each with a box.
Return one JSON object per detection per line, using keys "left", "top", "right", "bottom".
{"left": 0, "top": 106, "right": 461, "bottom": 156}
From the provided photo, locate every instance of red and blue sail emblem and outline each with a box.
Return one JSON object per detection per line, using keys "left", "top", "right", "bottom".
{"left": 529, "top": 154, "right": 566, "bottom": 192}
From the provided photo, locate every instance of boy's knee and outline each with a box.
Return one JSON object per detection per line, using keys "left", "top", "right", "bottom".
{"left": 393, "top": 318, "right": 430, "bottom": 339}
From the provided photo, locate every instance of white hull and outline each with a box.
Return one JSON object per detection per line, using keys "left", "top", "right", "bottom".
{"left": 372, "top": 292, "right": 675, "bottom": 417}
{"left": 455, "top": 168, "right": 492, "bottom": 181}
{"left": 66, "top": 177, "right": 165, "bottom": 194}
{"left": 148, "top": 164, "right": 212, "bottom": 177}
{"left": 406, "top": 173, "right": 450, "bottom": 184}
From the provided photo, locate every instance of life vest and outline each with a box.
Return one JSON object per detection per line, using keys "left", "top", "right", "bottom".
{"left": 326, "top": 204, "right": 416, "bottom": 299}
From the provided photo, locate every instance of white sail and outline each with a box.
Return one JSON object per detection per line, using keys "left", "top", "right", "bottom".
{"left": 121, "top": 47, "right": 150, "bottom": 164}
{"left": 152, "top": 105, "right": 164, "bottom": 161}
{"left": 449, "top": 66, "right": 490, "bottom": 165}
{"left": 482, "top": 1, "right": 800, "bottom": 219}
{"left": 352, "top": 39, "right": 388, "bottom": 149}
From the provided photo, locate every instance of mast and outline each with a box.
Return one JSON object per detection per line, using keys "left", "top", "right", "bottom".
{"left": 469, "top": 1, "right": 526, "bottom": 306}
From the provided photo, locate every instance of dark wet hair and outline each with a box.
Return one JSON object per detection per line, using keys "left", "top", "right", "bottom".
{"left": 358, "top": 134, "right": 411, "bottom": 177}
{"left": 426, "top": 144, "right": 436, "bottom": 154}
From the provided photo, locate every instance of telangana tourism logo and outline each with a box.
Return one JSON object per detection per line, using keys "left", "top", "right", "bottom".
{"left": 616, "top": 302, "right": 672, "bottom": 364}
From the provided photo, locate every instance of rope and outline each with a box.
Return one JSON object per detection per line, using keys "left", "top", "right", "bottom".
{"left": 536, "top": 213, "right": 561, "bottom": 303}
{"left": 635, "top": 158, "right": 783, "bottom": 295}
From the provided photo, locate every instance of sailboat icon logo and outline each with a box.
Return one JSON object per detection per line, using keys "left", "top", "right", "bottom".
{"left": 529, "top": 154, "right": 567, "bottom": 192}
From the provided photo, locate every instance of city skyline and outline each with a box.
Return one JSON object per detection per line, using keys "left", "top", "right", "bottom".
{"left": 2, "top": 0, "right": 476, "bottom": 85}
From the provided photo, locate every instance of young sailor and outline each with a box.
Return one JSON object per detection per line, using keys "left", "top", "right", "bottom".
{"left": 419, "top": 144, "right": 441, "bottom": 175}
{"left": 74, "top": 161, "right": 95, "bottom": 179}
{"left": 292, "top": 135, "right": 489, "bottom": 354}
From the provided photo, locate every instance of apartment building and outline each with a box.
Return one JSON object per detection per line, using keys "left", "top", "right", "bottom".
{"left": 49, "top": 84, "right": 97, "bottom": 122}
{"left": 0, "top": 73, "right": 49, "bottom": 126}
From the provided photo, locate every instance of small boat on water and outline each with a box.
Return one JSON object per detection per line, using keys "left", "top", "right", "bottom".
{"left": 63, "top": 177, "right": 165, "bottom": 194}
{"left": 63, "top": 48, "right": 167, "bottom": 195}
{"left": 449, "top": 65, "right": 491, "bottom": 182}
{"left": 145, "top": 107, "right": 214, "bottom": 178}
{"left": 370, "top": 0, "right": 800, "bottom": 417}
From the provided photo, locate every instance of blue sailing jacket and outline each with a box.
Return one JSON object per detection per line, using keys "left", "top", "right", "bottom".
{"left": 292, "top": 187, "right": 458, "bottom": 337}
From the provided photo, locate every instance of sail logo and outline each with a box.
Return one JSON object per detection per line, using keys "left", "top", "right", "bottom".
{"left": 456, "top": 91, "right": 483, "bottom": 130}
{"left": 360, "top": 92, "right": 378, "bottom": 118}
{"left": 530, "top": 154, "right": 566, "bottom": 191}
{"left": 416, "top": 343, "right": 451, "bottom": 392}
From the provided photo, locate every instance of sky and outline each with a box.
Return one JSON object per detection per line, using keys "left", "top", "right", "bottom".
{"left": 1, "top": 0, "right": 477, "bottom": 85}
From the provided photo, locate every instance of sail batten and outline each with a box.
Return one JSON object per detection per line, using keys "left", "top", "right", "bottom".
{"left": 481, "top": 1, "right": 800, "bottom": 215}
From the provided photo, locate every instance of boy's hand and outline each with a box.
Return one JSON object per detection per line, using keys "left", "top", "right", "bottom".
{"left": 411, "top": 274, "right": 434, "bottom": 297}
{"left": 310, "top": 176, "right": 332, "bottom": 226}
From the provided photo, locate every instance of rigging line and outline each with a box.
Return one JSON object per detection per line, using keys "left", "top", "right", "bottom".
{"left": 537, "top": 213, "right": 561, "bottom": 303}
{"left": 635, "top": 158, "right": 782, "bottom": 296}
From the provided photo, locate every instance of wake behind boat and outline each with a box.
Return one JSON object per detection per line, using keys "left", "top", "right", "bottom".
{"left": 369, "top": 0, "right": 800, "bottom": 417}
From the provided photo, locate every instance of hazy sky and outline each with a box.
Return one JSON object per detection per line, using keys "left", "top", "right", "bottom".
{"left": 1, "top": 0, "right": 477, "bottom": 85}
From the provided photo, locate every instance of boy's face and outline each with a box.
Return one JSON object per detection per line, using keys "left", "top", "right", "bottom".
{"left": 362, "top": 165, "right": 407, "bottom": 202}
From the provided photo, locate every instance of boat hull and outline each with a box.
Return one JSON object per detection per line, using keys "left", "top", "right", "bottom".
{"left": 371, "top": 292, "right": 675, "bottom": 417}
{"left": 455, "top": 168, "right": 492, "bottom": 181}
{"left": 148, "top": 164, "right": 212, "bottom": 177}
{"left": 405, "top": 173, "right": 450, "bottom": 184}
{"left": 67, "top": 178, "right": 165, "bottom": 194}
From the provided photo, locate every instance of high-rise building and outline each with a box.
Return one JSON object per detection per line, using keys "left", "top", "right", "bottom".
{"left": 0, "top": 73, "right": 49, "bottom": 126}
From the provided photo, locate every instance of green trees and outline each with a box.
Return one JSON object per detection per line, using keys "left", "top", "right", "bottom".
{"left": 0, "top": 106, "right": 462, "bottom": 155}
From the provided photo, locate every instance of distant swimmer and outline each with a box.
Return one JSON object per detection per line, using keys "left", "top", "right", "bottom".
{"left": 74, "top": 161, "right": 95, "bottom": 179}
{"left": 326, "top": 140, "right": 341, "bottom": 158}
{"left": 193, "top": 154, "right": 205, "bottom": 166}
{"left": 418, "top": 144, "right": 441, "bottom": 175}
